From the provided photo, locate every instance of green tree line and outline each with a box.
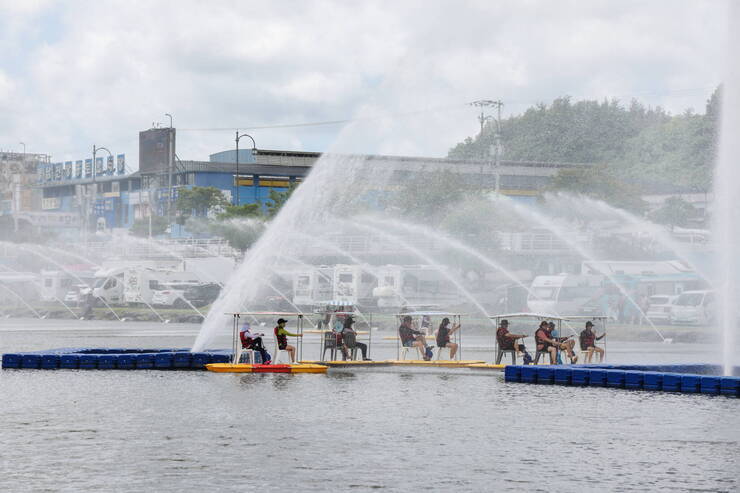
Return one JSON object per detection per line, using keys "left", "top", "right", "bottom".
{"left": 449, "top": 88, "right": 721, "bottom": 197}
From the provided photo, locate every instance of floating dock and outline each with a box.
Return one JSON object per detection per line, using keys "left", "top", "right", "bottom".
{"left": 504, "top": 364, "right": 739, "bottom": 397}
{"left": 1, "top": 349, "right": 497, "bottom": 372}
{"left": 1, "top": 348, "right": 232, "bottom": 371}
{"left": 206, "top": 363, "right": 328, "bottom": 374}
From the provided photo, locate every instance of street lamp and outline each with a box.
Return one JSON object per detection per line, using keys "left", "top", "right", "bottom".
{"left": 234, "top": 131, "right": 256, "bottom": 206}
{"left": 90, "top": 144, "right": 113, "bottom": 235}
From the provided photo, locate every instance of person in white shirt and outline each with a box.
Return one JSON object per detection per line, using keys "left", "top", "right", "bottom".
{"left": 239, "top": 322, "right": 271, "bottom": 364}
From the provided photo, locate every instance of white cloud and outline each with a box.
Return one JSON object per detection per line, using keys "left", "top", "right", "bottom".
{"left": 0, "top": 0, "right": 728, "bottom": 163}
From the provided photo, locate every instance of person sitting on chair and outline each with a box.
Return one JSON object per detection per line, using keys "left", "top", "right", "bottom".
{"left": 549, "top": 321, "right": 578, "bottom": 364}
{"left": 535, "top": 321, "right": 559, "bottom": 364}
{"left": 274, "top": 318, "right": 302, "bottom": 363}
{"left": 436, "top": 317, "right": 460, "bottom": 359}
{"left": 496, "top": 319, "right": 526, "bottom": 360}
{"left": 579, "top": 321, "right": 605, "bottom": 363}
{"left": 341, "top": 316, "right": 371, "bottom": 361}
{"left": 399, "top": 315, "right": 432, "bottom": 360}
{"left": 239, "top": 322, "right": 271, "bottom": 364}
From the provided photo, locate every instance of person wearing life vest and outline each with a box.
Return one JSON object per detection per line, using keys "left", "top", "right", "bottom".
{"left": 274, "top": 318, "right": 302, "bottom": 363}
{"left": 399, "top": 315, "right": 432, "bottom": 360}
{"left": 436, "top": 317, "right": 461, "bottom": 359}
{"left": 549, "top": 321, "right": 577, "bottom": 364}
{"left": 579, "top": 321, "right": 606, "bottom": 363}
{"left": 239, "top": 322, "right": 271, "bottom": 364}
{"left": 496, "top": 319, "right": 526, "bottom": 351}
{"left": 535, "top": 320, "right": 559, "bottom": 364}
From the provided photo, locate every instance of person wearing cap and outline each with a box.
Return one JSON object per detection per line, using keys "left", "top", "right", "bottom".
{"left": 535, "top": 320, "right": 560, "bottom": 364}
{"left": 548, "top": 321, "right": 577, "bottom": 364}
{"left": 496, "top": 319, "right": 526, "bottom": 355}
{"left": 240, "top": 322, "right": 271, "bottom": 365}
{"left": 274, "top": 318, "right": 302, "bottom": 363}
{"left": 398, "top": 315, "right": 432, "bottom": 360}
{"left": 579, "top": 321, "right": 606, "bottom": 363}
{"left": 340, "top": 315, "right": 371, "bottom": 361}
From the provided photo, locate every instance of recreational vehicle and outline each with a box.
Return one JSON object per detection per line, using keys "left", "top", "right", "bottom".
{"left": 372, "top": 265, "right": 462, "bottom": 309}
{"left": 332, "top": 264, "right": 376, "bottom": 306}
{"left": 292, "top": 267, "right": 333, "bottom": 306}
{"left": 93, "top": 266, "right": 201, "bottom": 306}
{"left": 527, "top": 274, "right": 604, "bottom": 315}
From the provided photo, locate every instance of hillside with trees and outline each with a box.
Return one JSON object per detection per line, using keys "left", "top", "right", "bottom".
{"left": 448, "top": 88, "right": 721, "bottom": 195}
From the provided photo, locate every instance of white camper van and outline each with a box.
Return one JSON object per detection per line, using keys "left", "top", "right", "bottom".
{"left": 332, "top": 264, "right": 376, "bottom": 306}
{"left": 372, "top": 265, "right": 462, "bottom": 309}
{"left": 93, "top": 266, "right": 201, "bottom": 306}
{"left": 292, "top": 267, "right": 333, "bottom": 306}
{"left": 527, "top": 274, "right": 604, "bottom": 315}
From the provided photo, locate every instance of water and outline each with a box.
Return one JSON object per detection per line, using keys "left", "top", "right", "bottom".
{"left": 349, "top": 220, "right": 492, "bottom": 319}
{"left": 714, "top": 6, "right": 740, "bottom": 376}
{"left": 1, "top": 319, "right": 738, "bottom": 492}
{"left": 365, "top": 215, "right": 535, "bottom": 297}
{"left": 547, "top": 192, "right": 713, "bottom": 282}
{"left": 194, "top": 154, "right": 389, "bottom": 351}
{"left": 496, "top": 196, "right": 668, "bottom": 342}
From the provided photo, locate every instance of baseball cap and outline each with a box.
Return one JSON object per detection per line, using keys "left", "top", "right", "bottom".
{"left": 277, "top": 318, "right": 288, "bottom": 324}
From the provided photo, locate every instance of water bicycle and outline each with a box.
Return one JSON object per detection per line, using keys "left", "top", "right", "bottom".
{"left": 205, "top": 311, "right": 328, "bottom": 374}
{"left": 470, "top": 312, "right": 607, "bottom": 369}
{"left": 390, "top": 310, "right": 484, "bottom": 367}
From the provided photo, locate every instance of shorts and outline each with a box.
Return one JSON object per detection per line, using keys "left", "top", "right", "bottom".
{"left": 402, "top": 340, "right": 416, "bottom": 348}
{"left": 437, "top": 341, "right": 448, "bottom": 348}
{"left": 278, "top": 342, "right": 288, "bottom": 350}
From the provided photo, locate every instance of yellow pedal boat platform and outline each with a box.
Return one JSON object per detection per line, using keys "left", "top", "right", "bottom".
{"left": 300, "top": 360, "right": 393, "bottom": 367}
{"left": 465, "top": 363, "right": 506, "bottom": 370}
{"left": 206, "top": 363, "right": 328, "bottom": 374}
{"left": 387, "top": 359, "right": 486, "bottom": 368}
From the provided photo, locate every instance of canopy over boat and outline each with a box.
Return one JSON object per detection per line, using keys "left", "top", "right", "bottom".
{"left": 489, "top": 312, "right": 607, "bottom": 321}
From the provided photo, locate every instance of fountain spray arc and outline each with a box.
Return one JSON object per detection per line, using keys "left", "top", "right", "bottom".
{"left": 494, "top": 196, "right": 669, "bottom": 342}
{"left": 0, "top": 264, "right": 79, "bottom": 319}
{"left": 192, "top": 153, "right": 391, "bottom": 352}
{"left": 363, "top": 215, "right": 584, "bottom": 335}
{"left": 346, "top": 220, "right": 491, "bottom": 319}
{"left": 546, "top": 192, "right": 713, "bottom": 284}
{"left": 2, "top": 242, "right": 123, "bottom": 322}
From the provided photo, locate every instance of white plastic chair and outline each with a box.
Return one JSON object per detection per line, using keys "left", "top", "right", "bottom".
{"left": 236, "top": 347, "right": 256, "bottom": 365}
{"left": 436, "top": 346, "right": 452, "bottom": 360}
{"left": 273, "top": 335, "right": 293, "bottom": 364}
{"left": 399, "top": 345, "right": 424, "bottom": 360}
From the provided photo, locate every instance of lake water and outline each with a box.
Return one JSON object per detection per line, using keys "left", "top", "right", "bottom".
{"left": 1, "top": 319, "right": 738, "bottom": 492}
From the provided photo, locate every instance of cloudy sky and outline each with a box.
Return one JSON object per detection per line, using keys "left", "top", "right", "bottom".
{"left": 0, "top": 0, "right": 729, "bottom": 167}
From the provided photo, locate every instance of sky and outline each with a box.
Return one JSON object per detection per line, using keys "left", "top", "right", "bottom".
{"left": 0, "top": 0, "right": 729, "bottom": 168}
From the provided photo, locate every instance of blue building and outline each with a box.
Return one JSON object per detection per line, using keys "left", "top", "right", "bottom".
{"left": 36, "top": 126, "right": 589, "bottom": 238}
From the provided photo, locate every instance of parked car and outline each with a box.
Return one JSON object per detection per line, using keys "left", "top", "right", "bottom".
{"left": 64, "top": 284, "right": 92, "bottom": 305}
{"left": 182, "top": 283, "right": 221, "bottom": 307}
{"left": 645, "top": 294, "right": 677, "bottom": 324}
{"left": 670, "top": 290, "right": 715, "bottom": 326}
{"left": 152, "top": 282, "right": 221, "bottom": 308}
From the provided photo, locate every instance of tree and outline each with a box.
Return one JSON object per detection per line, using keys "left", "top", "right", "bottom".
{"left": 175, "top": 187, "right": 228, "bottom": 225}
{"left": 217, "top": 203, "right": 263, "bottom": 220}
{"left": 129, "top": 216, "right": 169, "bottom": 237}
{"left": 649, "top": 196, "right": 697, "bottom": 231}
{"left": 207, "top": 219, "right": 265, "bottom": 254}
{"left": 387, "top": 169, "right": 473, "bottom": 224}
{"left": 265, "top": 182, "right": 299, "bottom": 219}
{"left": 545, "top": 166, "right": 647, "bottom": 214}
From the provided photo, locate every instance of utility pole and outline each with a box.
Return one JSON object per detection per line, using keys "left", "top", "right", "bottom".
{"left": 470, "top": 99, "right": 504, "bottom": 193}
{"left": 165, "top": 114, "right": 174, "bottom": 231}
